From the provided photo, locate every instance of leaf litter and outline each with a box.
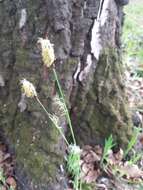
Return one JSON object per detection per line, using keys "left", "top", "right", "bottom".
{"left": 67, "top": 143, "right": 143, "bottom": 190}
{"left": 0, "top": 142, "right": 16, "bottom": 190}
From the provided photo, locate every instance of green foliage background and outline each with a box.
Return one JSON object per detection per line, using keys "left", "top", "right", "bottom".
{"left": 123, "top": 0, "right": 143, "bottom": 76}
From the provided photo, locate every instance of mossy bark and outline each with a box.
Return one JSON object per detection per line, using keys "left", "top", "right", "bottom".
{"left": 71, "top": 49, "right": 132, "bottom": 147}
{"left": 0, "top": 0, "right": 131, "bottom": 189}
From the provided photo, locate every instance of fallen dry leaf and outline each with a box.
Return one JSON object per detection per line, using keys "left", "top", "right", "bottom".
{"left": 94, "top": 145, "right": 102, "bottom": 156}
{"left": 81, "top": 162, "right": 94, "bottom": 175}
{"left": 6, "top": 176, "right": 17, "bottom": 188}
{"left": 117, "top": 162, "right": 143, "bottom": 179}
{"left": 80, "top": 145, "right": 101, "bottom": 183}
{"left": 84, "top": 150, "right": 101, "bottom": 163}
{"left": 83, "top": 170, "right": 99, "bottom": 183}
{"left": 107, "top": 149, "right": 123, "bottom": 165}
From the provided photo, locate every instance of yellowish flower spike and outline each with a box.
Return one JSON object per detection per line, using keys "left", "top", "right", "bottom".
{"left": 37, "top": 38, "right": 55, "bottom": 68}
{"left": 21, "top": 79, "right": 37, "bottom": 98}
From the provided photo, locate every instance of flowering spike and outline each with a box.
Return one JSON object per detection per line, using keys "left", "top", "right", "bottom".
{"left": 21, "top": 79, "right": 37, "bottom": 98}
{"left": 38, "top": 37, "right": 55, "bottom": 68}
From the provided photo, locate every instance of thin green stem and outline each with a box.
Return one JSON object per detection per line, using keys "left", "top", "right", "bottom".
{"left": 75, "top": 176, "right": 79, "bottom": 190}
{"left": 53, "top": 68, "right": 76, "bottom": 145}
{"left": 36, "top": 96, "right": 50, "bottom": 117}
{"left": 35, "top": 96, "right": 69, "bottom": 146}
{"left": 79, "top": 180, "right": 82, "bottom": 190}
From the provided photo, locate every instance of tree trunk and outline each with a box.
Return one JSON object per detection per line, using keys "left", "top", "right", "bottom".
{"left": 0, "top": 0, "right": 131, "bottom": 189}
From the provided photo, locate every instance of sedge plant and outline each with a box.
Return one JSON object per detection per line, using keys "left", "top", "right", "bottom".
{"left": 20, "top": 37, "right": 81, "bottom": 189}
{"left": 127, "top": 151, "right": 142, "bottom": 165}
{"left": 37, "top": 37, "right": 76, "bottom": 145}
{"left": 21, "top": 77, "right": 81, "bottom": 190}
{"left": 100, "top": 134, "right": 115, "bottom": 169}
{"left": 124, "top": 127, "right": 140, "bottom": 158}
{"left": 37, "top": 37, "right": 81, "bottom": 189}
{"left": 123, "top": 127, "right": 141, "bottom": 166}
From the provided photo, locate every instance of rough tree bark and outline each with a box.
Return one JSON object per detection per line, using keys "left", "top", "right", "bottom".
{"left": 0, "top": 0, "right": 131, "bottom": 189}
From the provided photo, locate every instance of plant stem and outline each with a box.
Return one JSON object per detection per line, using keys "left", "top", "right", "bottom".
{"left": 124, "top": 127, "right": 140, "bottom": 158}
{"left": 53, "top": 68, "right": 76, "bottom": 145}
{"left": 35, "top": 96, "right": 69, "bottom": 146}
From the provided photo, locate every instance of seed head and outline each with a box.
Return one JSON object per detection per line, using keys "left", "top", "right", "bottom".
{"left": 38, "top": 38, "right": 55, "bottom": 68}
{"left": 21, "top": 79, "right": 37, "bottom": 98}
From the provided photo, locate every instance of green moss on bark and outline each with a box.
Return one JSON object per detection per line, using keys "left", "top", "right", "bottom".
{"left": 73, "top": 48, "right": 132, "bottom": 148}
